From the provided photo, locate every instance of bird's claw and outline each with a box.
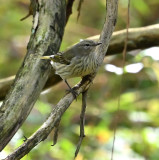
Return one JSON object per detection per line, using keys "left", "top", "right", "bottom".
{"left": 23, "top": 135, "right": 28, "bottom": 142}
{"left": 82, "top": 75, "right": 93, "bottom": 84}
{"left": 66, "top": 88, "right": 78, "bottom": 100}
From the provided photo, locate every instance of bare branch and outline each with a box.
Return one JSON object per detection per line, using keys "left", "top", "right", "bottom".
{"left": 4, "top": 78, "right": 91, "bottom": 160}
{"left": 91, "top": 24, "right": 159, "bottom": 56}
{"left": 77, "top": 0, "right": 84, "bottom": 21}
{"left": 66, "top": 0, "right": 76, "bottom": 23}
{"left": 97, "top": 0, "right": 118, "bottom": 63}
{"left": 75, "top": 89, "right": 88, "bottom": 158}
{"left": 20, "top": 0, "right": 37, "bottom": 21}
{"left": 1, "top": 24, "right": 158, "bottom": 101}
{"left": 3, "top": 0, "right": 118, "bottom": 159}
{"left": 51, "top": 120, "right": 60, "bottom": 146}
{"left": 0, "top": 0, "right": 66, "bottom": 151}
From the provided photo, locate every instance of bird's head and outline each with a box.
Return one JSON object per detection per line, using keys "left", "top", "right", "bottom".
{"left": 75, "top": 40, "right": 102, "bottom": 54}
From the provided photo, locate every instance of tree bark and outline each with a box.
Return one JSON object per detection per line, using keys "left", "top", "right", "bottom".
{"left": 0, "top": 0, "right": 66, "bottom": 151}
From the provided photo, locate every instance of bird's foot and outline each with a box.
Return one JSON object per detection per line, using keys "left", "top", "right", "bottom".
{"left": 66, "top": 88, "right": 78, "bottom": 100}
{"left": 82, "top": 75, "right": 93, "bottom": 84}
{"left": 87, "top": 77, "right": 93, "bottom": 84}
{"left": 23, "top": 135, "right": 28, "bottom": 142}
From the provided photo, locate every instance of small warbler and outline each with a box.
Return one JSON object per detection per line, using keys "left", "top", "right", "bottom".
{"left": 41, "top": 40, "right": 102, "bottom": 98}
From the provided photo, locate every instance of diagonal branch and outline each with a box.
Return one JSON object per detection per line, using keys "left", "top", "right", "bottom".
{"left": 4, "top": 78, "right": 91, "bottom": 160}
{"left": 4, "top": 0, "right": 118, "bottom": 159}
{"left": 97, "top": 0, "right": 118, "bottom": 62}
{"left": 0, "top": 0, "right": 66, "bottom": 151}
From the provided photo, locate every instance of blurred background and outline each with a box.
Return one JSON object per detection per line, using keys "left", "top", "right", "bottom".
{"left": 1, "top": 0, "right": 159, "bottom": 159}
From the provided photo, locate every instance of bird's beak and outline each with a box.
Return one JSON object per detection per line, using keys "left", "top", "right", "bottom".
{"left": 40, "top": 56, "right": 51, "bottom": 60}
{"left": 96, "top": 42, "right": 102, "bottom": 46}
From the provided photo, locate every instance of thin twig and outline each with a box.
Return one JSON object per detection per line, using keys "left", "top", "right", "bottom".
{"left": 110, "top": 0, "right": 130, "bottom": 160}
{"left": 51, "top": 120, "right": 60, "bottom": 146}
{"left": 74, "top": 89, "right": 88, "bottom": 158}
{"left": 23, "top": 136, "right": 28, "bottom": 142}
{"left": 20, "top": 0, "right": 37, "bottom": 21}
{"left": 122, "top": 0, "right": 130, "bottom": 64}
{"left": 77, "top": 0, "right": 84, "bottom": 21}
{"left": 66, "top": 0, "right": 76, "bottom": 23}
{"left": 20, "top": 12, "right": 32, "bottom": 21}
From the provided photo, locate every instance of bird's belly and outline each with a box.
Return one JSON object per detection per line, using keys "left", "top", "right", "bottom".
{"left": 51, "top": 58, "right": 96, "bottom": 79}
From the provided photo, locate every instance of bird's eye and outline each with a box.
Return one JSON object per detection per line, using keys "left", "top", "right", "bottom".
{"left": 85, "top": 44, "right": 90, "bottom": 46}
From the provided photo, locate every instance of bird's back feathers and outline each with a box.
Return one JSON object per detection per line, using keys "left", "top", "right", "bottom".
{"left": 51, "top": 52, "right": 70, "bottom": 65}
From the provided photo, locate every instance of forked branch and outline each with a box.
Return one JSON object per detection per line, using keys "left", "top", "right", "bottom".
{"left": 3, "top": 0, "right": 118, "bottom": 159}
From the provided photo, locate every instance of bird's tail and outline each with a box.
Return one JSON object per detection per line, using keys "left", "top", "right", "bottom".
{"left": 40, "top": 54, "right": 70, "bottom": 65}
{"left": 40, "top": 56, "right": 52, "bottom": 60}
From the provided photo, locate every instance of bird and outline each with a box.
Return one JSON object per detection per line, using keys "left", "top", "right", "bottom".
{"left": 41, "top": 40, "right": 102, "bottom": 98}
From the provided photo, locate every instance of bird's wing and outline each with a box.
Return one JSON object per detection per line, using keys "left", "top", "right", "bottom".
{"left": 53, "top": 45, "right": 78, "bottom": 64}
{"left": 52, "top": 52, "right": 70, "bottom": 65}
{"left": 61, "top": 46, "right": 78, "bottom": 62}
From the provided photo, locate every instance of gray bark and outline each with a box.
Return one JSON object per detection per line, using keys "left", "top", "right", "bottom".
{"left": 0, "top": 0, "right": 66, "bottom": 151}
